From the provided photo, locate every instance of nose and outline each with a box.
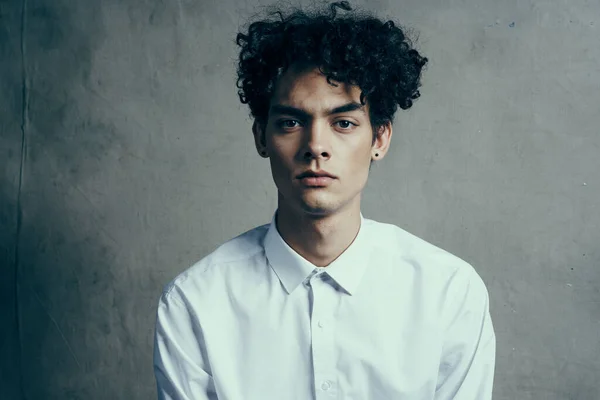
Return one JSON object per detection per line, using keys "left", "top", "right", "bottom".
{"left": 301, "top": 121, "right": 331, "bottom": 161}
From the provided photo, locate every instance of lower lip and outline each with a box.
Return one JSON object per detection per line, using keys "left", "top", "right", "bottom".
{"left": 299, "top": 176, "right": 334, "bottom": 186}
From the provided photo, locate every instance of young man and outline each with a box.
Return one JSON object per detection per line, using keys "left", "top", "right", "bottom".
{"left": 153, "top": 2, "right": 496, "bottom": 399}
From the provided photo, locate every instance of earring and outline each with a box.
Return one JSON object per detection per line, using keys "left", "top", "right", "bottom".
{"left": 375, "top": 153, "right": 379, "bottom": 157}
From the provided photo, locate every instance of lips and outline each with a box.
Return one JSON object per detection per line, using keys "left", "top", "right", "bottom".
{"left": 299, "top": 176, "right": 334, "bottom": 187}
{"left": 296, "top": 171, "right": 335, "bottom": 179}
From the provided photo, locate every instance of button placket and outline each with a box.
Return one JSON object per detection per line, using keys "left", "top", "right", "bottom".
{"left": 310, "top": 271, "right": 338, "bottom": 398}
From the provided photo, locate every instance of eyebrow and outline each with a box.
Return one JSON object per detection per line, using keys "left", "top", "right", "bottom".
{"left": 269, "top": 102, "right": 366, "bottom": 119}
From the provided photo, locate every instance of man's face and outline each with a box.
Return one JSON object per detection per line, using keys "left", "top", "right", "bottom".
{"left": 254, "top": 65, "right": 391, "bottom": 217}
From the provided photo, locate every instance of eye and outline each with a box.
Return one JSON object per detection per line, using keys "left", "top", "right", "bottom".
{"left": 335, "top": 120, "right": 357, "bottom": 130}
{"left": 277, "top": 119, "right": 301, "bottom": 129}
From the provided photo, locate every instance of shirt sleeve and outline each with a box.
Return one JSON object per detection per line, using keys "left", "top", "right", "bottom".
{"left": 434, "top": 266, "right": 496, "bottom": 400}
{"left": 153, "top": 291, "right": 218, "bottom": 400}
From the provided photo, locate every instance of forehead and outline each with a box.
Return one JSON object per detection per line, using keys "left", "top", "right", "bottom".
{"left": 270, "top": 66, "right": 365, "bottom": 112}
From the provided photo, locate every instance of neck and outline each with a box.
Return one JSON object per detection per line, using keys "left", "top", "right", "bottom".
{"left": 275, "top": 194, "right": 362, "bottom": 268}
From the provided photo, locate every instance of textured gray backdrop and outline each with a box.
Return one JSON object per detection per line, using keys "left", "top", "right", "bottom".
{"left": 1, "top": 0, "right": 599, "bottom": 399}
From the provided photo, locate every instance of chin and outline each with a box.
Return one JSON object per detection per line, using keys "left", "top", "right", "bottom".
{"left": 278, "top": 183, "right": 344, "bottom": 215}
{"left": 297, "top": 196, "right": 340, "bottom": 216}
{"left": 299, "top": 203, "right": 332, "bottom": 215}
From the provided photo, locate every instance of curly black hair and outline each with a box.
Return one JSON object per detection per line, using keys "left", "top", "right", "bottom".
{"left": 235, "top": 1, "right": 428, "bottom": 143}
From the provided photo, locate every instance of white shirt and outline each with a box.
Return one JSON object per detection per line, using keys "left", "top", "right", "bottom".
{"left": 153, "top": 210, "right": 496, "bottom": 400}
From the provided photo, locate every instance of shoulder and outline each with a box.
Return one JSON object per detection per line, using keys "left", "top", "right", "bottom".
{"left": 367, "top": 217, "right": 489, "bottom": 297}
{"left": 159, "top": 222, "right": 270, "bottom": 305}
{"left": 369, "top": 218, "right": 491, "bottom": 331}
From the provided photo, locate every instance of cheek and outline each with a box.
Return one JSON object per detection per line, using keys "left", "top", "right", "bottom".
{"left": 353, "top": 167, "right": 370, "bottom": 188}
{"left": 269, "top": 140, "right": 294, "bottom": 163}
{"left": 271, "top": 149, "right": 289, "bottom": 167}
{"left": 269, "top": 153, "right": 293, "bottom": 186}
{"left": 350, "top": 147, "right": 372, "bottom": 171}
{"left": 347, "top": 152, "right": 371, "bottom": 185}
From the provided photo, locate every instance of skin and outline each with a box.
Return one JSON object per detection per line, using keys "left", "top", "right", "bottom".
{"left": 252, "top": 64, "right": 393, "bottom": 268}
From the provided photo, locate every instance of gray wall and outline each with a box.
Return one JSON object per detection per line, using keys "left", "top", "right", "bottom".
{"left": 1, "top": 0, "right": 598, "bottom": 399}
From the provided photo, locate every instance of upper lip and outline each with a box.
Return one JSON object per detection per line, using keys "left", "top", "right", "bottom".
{"left": 297, "top": 170, "right": 336, "bottom": 179}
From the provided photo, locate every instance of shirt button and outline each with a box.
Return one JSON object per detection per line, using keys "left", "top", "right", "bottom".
{"left": 318, "top": 320, "right": 324, "bottom": 328}
{"left": 321, "top": 381, "right": 331, "bottom": 391}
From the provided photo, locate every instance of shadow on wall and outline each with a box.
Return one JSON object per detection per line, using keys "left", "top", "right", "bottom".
{"left": 1, "top": 1, "right": 27, "bottom": 399}
{"left": 0, "top": 182, "right": 22, "bottom": 398}
{"left": 1, "top": 0, "right": 137, "bottom": 399}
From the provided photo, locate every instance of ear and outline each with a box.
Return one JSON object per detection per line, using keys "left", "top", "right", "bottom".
{"left": 252, "top": 120, "right": 267, "bottom": 157}
{"left": 372, "top": 121, "right": 392, "bottom": 160}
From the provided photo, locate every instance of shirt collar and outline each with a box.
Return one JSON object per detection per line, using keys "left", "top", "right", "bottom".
{"left": 263, "top": 208, "right": 372, "bottom": 296}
